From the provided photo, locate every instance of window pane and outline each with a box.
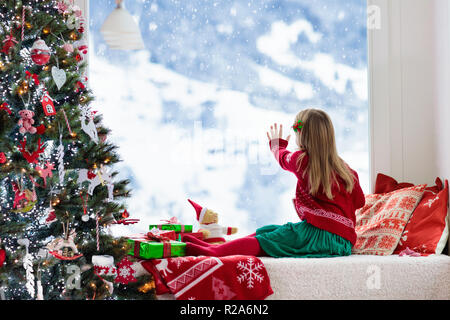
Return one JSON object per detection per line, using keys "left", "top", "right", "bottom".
{"left": 90, "top": 0, "right": 368, "bottom": 236}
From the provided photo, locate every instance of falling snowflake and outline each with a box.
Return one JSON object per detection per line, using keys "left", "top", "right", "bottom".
{"left": 236, "top": 258, "right": 264, "bottom": 289}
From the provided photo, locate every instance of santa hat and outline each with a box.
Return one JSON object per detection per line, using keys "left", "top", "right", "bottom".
{"left": 188, "top": 199, "right": 208, "bottom": 222}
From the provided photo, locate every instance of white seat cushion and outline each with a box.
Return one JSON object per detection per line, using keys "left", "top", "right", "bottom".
{"left": 261, "top": 254, "right": 450, "bottom": 300}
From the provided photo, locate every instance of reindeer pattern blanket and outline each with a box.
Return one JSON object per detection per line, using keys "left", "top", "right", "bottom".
{"left": 141, "top": 255, "right": 273, "bottom": 300}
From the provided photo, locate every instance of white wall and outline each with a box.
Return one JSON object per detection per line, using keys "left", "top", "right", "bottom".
{"left": 369, "top": 0, "right": 449, "bottom": 189}
{"left": 434, "top": 0, "right": 450, "bottom": 182}
{"left": 369, "top": 0, "right": 450, "bottom": 251}
{"left": 433, "top": 0, "right": 450, "bottom": 253}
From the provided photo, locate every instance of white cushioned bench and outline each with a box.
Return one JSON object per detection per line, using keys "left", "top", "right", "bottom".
{"left": 157, "top": 254, "right": 450, "bottom": 300}
{"left": 261, "top": 255, "right": 450, "bottom": 300}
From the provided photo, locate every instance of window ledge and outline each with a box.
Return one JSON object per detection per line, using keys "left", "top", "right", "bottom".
{"left": 157, "top": 254, "right": 450, "bottom": 300}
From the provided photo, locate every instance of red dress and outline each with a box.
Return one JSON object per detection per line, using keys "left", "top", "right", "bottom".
{"left": 270, "top": 139, "right": 365, "bottom": 245}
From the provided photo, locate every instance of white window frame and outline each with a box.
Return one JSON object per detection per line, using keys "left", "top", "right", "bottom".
{"left": 76, "top": 0, "right": 89, "bottom": 78}
{"left": 368, "top": 0, "right": 449, "bottom": 192}
{"left": 367, "top": 0, "right": 395, "bottom": 192}
{"left": 75, "top": 0, "right": 89, "bottom": 35}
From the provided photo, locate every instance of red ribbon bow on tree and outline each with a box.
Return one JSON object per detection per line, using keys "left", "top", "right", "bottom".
{"left": 75, "top": 81, "right": 85, "bottom": 92}
{"left": 113, "top": 218, "right": 139, "bottom": 225}
{"left": 0, "top": 103, "right": 12, "bottom": 115}
{"left": 25, "top": 70, "right": 40, "bottom": 86}
{"left": 1, "top": 32, "right": 18, "bottom": 54}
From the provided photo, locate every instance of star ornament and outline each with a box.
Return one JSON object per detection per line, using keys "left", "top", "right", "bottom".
{"left": 114, "top": 257, "right": 137, "bottom": 285}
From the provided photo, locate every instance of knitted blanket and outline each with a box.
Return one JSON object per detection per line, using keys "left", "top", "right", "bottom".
{"left": 141, "top": 255, "right": 273, "bottom": 300}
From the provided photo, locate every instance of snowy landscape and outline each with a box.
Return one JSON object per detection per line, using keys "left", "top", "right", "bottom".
{"left": 88, "top": 0, "right": 369, "bottom": 237}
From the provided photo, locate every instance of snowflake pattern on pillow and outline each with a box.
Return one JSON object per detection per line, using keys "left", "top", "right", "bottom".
{"left": 352, "top": 185, "right": 426, "bottom": 256}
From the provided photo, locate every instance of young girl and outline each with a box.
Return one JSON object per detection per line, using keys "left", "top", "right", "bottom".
{"left": 184, "top": 108, "right": 365, "bottom": 258}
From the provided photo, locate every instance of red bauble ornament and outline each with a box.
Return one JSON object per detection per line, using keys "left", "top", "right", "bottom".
{"left": 0, "top": 152, "right": 6, "bottom": 164}
{"left": 0, "top": 248, "right": 5, "bottom": 267}
{"left": 36, "top": 124, "right": 46, "bottom": 135}
{"left": 122, "top": 209, "right": 130, "bottom": 219}
{"left": 30, "top": 39, "right": 51, "bottom": 65}
{"left": 62, "top": 43, "right": 74, "bottom": 53}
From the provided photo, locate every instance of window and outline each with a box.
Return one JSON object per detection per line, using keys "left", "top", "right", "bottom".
{"left": 89, "top": 0, "right": 368, "bottom": 236}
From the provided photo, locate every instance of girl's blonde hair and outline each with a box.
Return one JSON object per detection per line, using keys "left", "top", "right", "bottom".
{"left": 294, "top": 108, "right": 355, "bottom": 199}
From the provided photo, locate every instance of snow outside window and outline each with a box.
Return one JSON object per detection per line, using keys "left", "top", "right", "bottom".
{"left": 89, "top": 0, "right": 369, "bottom": 237}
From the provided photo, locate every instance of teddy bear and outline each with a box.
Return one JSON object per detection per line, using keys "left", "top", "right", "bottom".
{"left": 18, "top": 110, "right": 37, "bottom": 134}
{"left": 188, "top": 199, "right": 238, "bottom": 244}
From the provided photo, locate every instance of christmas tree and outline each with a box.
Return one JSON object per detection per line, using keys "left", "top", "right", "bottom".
{"left": 0, "top": 0, "right": 154, "bottom": 300}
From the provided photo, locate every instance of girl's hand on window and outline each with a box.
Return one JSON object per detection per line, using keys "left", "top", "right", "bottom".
{"left": 267, "top": 123, "right": 291, "bottom": 142}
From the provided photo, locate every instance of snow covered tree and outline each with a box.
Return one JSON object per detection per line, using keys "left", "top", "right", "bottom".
{"left": 0, "top": 0, "right": 153, "bottom": 300}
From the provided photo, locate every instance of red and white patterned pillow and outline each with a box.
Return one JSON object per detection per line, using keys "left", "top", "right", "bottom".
{"left": 352, "top": 185, "right": 426, "bottom": 256}
{"left": 374, "top": 174, "right": 449, "bottom": 255}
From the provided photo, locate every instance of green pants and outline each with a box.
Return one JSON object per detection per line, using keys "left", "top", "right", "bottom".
{"left": 255, "top": 220, "right": 352, "bottom": 258}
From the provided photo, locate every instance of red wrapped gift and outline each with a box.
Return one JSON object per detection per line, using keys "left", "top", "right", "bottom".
{"left": 128, "top": 228, "right": 177, "bottom": 242}
{"left": 148, "top": 228, "right": 177, "bottom": 241}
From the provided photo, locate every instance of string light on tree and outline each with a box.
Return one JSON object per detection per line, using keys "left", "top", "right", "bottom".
{"left": 42, "top": 26, "right": 51, "bottom": 35}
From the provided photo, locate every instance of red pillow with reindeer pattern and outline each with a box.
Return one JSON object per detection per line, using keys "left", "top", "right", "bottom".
{"left": 352, "top": 185, "right": 426, "bottom": 256}
{"left": 375, "top": 174, "right": 449, "bottom": 255}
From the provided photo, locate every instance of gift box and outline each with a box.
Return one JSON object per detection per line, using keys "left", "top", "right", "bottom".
{"left": 149, "top": 224, "right": 193, "bottom": 233}
{"left": 148, "top": 228, "right": 177, "bottom": 241}
{"left": 127, "top": 239, "right": 186, "bottom": 259}
{"left": 177, "top": 232, "right": 204, "bottom": 242}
